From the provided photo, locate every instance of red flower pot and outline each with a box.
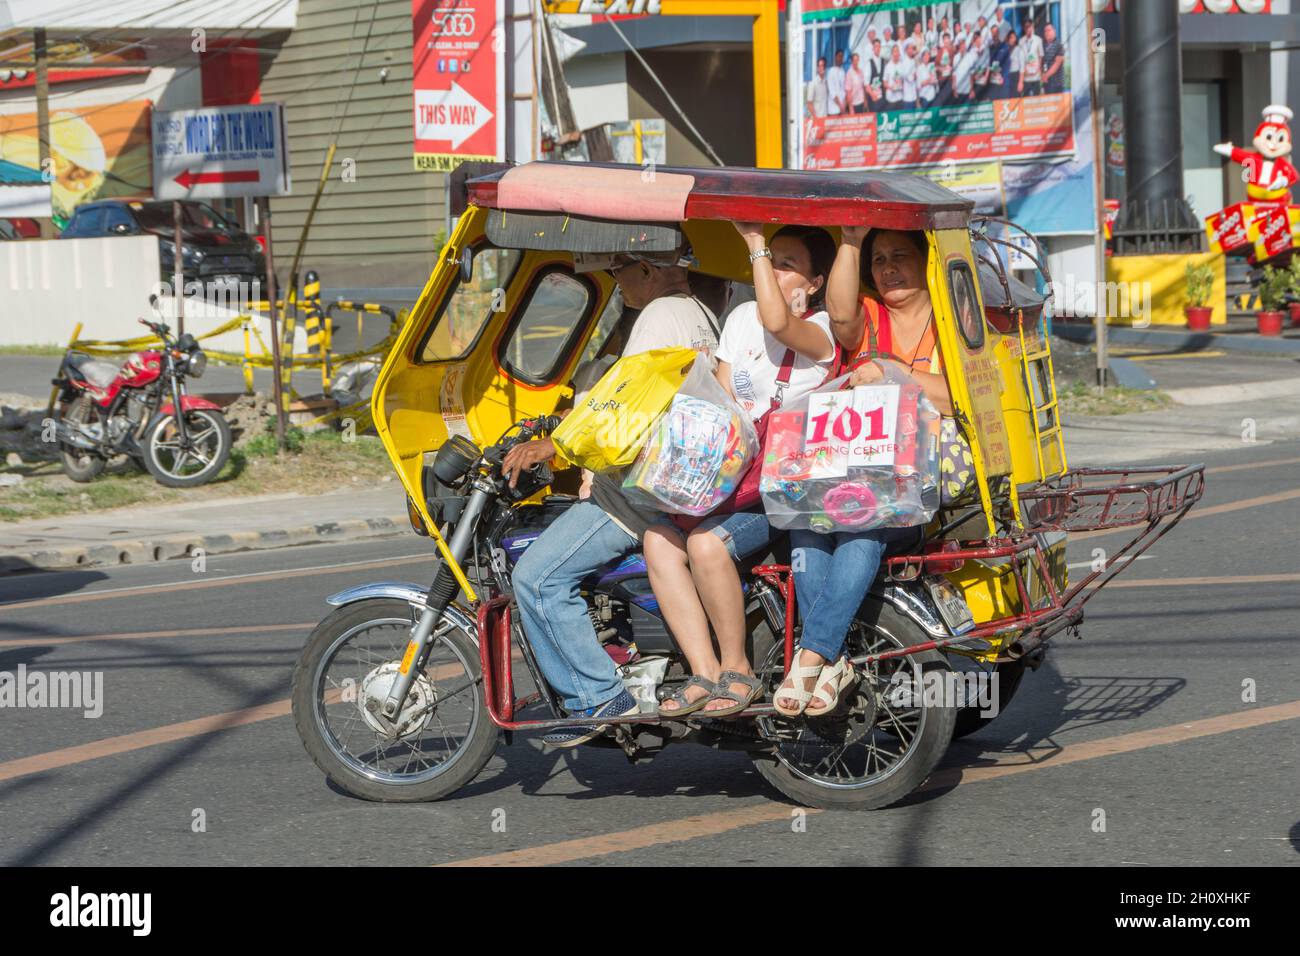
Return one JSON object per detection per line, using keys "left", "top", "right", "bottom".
{"left": 1257, "top": 310, "right": 1285, "bottom": 336}
{"left": 1185, "top": 306, "right": 1213, "bottom": 332}
{"left": 1289, "top": 302, "right": 1300, "bottom": 327}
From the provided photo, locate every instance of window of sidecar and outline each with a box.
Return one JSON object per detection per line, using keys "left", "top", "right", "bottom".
{"left": 947, "top": 260, "right": 986, "bottom": 352}
{"left": 497, "top": 266, "right": 601, "bottom": 386}
{"left": 417, "top": 245, "right": 523, "bottom": 363}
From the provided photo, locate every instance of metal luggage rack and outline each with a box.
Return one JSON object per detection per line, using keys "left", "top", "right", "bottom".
{"left": 1018, "top": 464, "right": 1206, "bottom": 533}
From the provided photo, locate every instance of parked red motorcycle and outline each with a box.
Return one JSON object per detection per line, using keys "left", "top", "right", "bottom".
{"left": 50, "top": 315, "right": 231, "bottom": 488}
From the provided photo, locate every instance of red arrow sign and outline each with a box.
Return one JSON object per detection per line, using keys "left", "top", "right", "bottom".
{"left": 173, "top": 169, "right": 261, "bottom": 189}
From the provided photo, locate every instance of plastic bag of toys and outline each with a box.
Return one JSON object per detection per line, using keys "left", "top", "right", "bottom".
{"left": 621, "top": 359, "right": 759, "bottom": 516}
{"left": 758, "top": 364, "right": 941, "bottom": 533}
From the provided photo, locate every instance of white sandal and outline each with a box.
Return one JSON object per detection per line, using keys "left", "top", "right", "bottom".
{"left": 773, "top": 658, "right": 825, "bottom": 717}
{"left": 806, "top": 658, "right": 858, "bottom": 716}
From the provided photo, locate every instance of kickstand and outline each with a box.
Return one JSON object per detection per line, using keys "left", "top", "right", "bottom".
{"left": 613, "top": 725, "right": 640, "bottom": 762}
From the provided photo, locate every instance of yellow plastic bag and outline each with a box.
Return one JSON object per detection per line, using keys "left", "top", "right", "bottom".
{"left": 553, "top": 347, "right": 697, "bottom": 472}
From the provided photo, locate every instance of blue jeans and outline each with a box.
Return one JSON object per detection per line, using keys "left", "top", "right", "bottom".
{"left": 695, "top": 509, "right": 772, "bottom": 560}
{"left": 790, "top": 526, "right": 921, "bottom": 662}
{"left": 513, "top": 500, "right": 637, "bottom": 711}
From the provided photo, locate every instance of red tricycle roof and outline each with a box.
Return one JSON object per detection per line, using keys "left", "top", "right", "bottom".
{"left": 464, "top": 162, "right": 974, "bottom": 232}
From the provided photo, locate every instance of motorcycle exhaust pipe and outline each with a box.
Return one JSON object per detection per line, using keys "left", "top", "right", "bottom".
{"left": 54, "top": 420, "right": 99, "bottom": 451}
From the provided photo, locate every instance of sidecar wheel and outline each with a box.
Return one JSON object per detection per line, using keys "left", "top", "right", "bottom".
{"left": 751, "top": 601, "right": 956, "bottom": 810}
{"left": 291, "top": 598, "right": 498, "bottom": 803}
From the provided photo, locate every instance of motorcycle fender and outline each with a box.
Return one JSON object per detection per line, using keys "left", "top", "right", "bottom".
{"left": 325, "top": 581, "right": 479, "bottom": 646}
{"left": 158, "top": 396, "right": 222, "bottom": 416}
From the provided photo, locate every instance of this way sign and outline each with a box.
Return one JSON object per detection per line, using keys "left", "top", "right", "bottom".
{"left": 153, "top": 103, "right": 291, "bottom": 200}
{"left": 412, "top": 0, "right": 505, "bottom": 171}
{"left": 415, "top": 83, "right": 493, "bottom": 150}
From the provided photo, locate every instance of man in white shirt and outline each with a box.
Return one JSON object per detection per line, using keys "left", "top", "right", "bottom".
{"left": 900, "top": 40, "right": 919, "bottom": 111}
{"left": 953, "top": 37, "right": 977, "bottom": 102}
{"left": 1019, "top": 19, "right": 1045, "bottom": 97}
{"left": 505, "top": 249, "right": 718, "bottom": 747}
{"left": 806, "top": 56, "right": 828, "bottom": 118}
{"left": 826, "top": 49, "right": 847, "bottom": 116}
{"left": 925, "top": 16, "right": 938, "bottom": 49}
{"left": 883, "top": 45, "right": 906, "bottom": 110}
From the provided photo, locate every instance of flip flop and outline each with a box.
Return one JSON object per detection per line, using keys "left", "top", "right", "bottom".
{"left": 702, "top": 671, "right": 764, "bottom": 718}
{"left": 657, "top": 674, "right": 716, "bottom": 720}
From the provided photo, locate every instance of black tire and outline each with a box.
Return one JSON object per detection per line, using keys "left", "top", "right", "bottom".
{"left": 951, "top": 659, "right": 1026, "bottom": 739}
{"left": 141, "top": 407, "right": 231, "bottom": 488}
{"left": 291, "top": 598, "right": 498, "bottom": 803}
{"left": 57, "top": 397, "right": 106, "bottom": 483}
{"left": 752, "top": 600, "right": 957, "bottom": 810}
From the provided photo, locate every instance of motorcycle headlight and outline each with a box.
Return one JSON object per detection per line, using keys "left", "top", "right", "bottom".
{"left": 187, "top": 350, "right": 207, "bottom": 378}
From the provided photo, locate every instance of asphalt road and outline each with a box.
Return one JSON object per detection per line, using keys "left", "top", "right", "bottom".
{"left": 0, "top": 440, "right": 1297, "bottom": 866}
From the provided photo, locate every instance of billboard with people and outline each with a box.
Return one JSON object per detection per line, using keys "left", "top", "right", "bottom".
{"left": 795, "top": 0, "right": 1096, "bottom": 235}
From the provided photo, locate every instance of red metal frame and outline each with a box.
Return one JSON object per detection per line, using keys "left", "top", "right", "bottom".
{"left": 470, "top": 464, "right": 1205, "bottom": 728}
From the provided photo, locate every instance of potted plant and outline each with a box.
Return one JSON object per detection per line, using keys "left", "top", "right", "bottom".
{"left": 1287, "top": 257, "right": 1300, "bottom": 327}
{"left": 1184, "top": 261, "right": 1215, "bottom": 331}
{"left": 1256, "top": 264, "right": 1289, "bottom": 336}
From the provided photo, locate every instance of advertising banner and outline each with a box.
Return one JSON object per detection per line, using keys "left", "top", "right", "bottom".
{"left": 796, "top": 0, "right": 1096, "bottom": 235}
{"left": 412, "top": 0, "right": 507, "bottom": 171}
{"left": 152, "top": 103, "right": 291, "bottom": 200}
{"left": 0, "top": 100, "right": 152, "bottom": 227}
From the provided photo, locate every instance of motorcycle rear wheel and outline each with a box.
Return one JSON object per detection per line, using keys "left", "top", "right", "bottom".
{"left": 291, "top": 598, "right": 498, "bottom": 803}
{"left": 751, "top": 601, "right": 957, "bottom": 810}
{"left": 57, "top": 397, "right": 106, "bottom": 483}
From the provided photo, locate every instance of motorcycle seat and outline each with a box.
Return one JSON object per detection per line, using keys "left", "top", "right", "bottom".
{"left": 66, "top": 352, "right": 121, "bottom": 388}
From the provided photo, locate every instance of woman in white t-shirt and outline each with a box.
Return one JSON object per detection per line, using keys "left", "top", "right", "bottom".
{"left": 645, "top": 223, "right": 837, "bottom": 719}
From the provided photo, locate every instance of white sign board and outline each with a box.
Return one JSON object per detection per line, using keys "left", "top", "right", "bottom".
{"left": 152, "top": 103, "right": 291, "bottom": 200}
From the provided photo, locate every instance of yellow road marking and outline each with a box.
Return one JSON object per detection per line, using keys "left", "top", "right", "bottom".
{"left": 439, "top": 700, "right": 1300, "bottom": 867}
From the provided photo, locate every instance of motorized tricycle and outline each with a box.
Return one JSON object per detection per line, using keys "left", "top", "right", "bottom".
{"left": 291, "top": 162, "right": 1205, "bottom": 809}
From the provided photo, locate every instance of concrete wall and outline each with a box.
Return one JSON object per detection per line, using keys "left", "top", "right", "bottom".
{"left": 0, "top": 236, "right": 303, "bottom": 353}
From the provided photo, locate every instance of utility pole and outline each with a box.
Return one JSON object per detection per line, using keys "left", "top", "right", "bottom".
{"left": 260, "top": 196, "right": 288, "bottom": 453}
{"left": 1087, "top": 6, "right": 1108, "bottom": 389}
{"left": 34, "top": 29, "right": 52, "bottom": 240}
{"left": 173, "top": 200, "right": 186, "bottom": 335}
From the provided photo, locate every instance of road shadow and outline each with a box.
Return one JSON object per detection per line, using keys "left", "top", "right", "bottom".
{"left": 0, "top": 562, "right": 110, "bottom": 602}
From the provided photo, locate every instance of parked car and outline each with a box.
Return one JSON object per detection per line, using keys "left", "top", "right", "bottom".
{"left": 59, "top": 199, "right": 267, "bottom": 289}
{"left": 0, "top": 217, "right": 40, "bottom": 239}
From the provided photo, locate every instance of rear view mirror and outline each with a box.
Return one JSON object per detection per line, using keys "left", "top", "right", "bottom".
{"left": 113, "top": 223, "right": 132, "bottom": 234}
{"left": 459, "top": 246, "right": 474, "bottom": 284}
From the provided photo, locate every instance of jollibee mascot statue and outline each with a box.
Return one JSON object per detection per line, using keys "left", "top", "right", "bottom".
{"left": 1214, "top": 104, "right": 1298, "bottom": 204}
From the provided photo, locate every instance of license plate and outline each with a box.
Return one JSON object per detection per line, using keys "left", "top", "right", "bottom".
{"left": 927, "top": 577, "right": 975, "bottom": 635}
{"left": 212, "top": 274, "right": 242, "bottom": 285}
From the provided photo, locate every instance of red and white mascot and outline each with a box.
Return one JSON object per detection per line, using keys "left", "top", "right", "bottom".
{"left": 1214, "top": 104, "right": 1298, "bottom": 204}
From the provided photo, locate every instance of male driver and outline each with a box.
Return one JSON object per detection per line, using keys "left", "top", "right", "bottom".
{"left": 503, "top": 250, "right": 718, "bottom": 748}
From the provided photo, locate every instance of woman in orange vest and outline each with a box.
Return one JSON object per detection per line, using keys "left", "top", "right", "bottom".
{"left": 772, "top": 226, "right": 954, "bottom": 717}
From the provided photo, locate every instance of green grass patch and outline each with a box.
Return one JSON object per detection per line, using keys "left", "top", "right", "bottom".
{"left": 0, "top": 344, "right": 67, "bottom": 357}
{"left": 1058, "top": 382, "right": 1174, "bottom": 417}
{"left": 1, "top": 425, "right": 394, "bottom": 522}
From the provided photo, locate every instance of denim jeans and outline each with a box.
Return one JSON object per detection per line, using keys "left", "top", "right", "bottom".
{"left": 513, "top": 500, "right": 637, "bottom": 711}
{"left": 790, "top": 526, "right": 921, "bottom": 662}
{"left": 696, "top": 509, "right": 772, "bottom": 561}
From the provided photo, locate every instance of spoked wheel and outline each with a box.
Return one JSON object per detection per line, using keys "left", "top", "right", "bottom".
{"left": 141, "top": 408, "right": 231, "bottom": 487}
{"left": 751, "top": 601, "right": 957, "bottom": 810}
{"left": 57, "top": 396, "right": 106, "bottom": 482}
{"left": 290, "top": 598, "right": 498, "bottom": 802}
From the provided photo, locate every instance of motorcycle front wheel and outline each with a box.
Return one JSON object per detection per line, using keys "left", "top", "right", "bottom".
{"left": 141, "top": 407, "right": 231, "bottom": 487}
{"left": 291, "top": 598, "right": 499, "bottom": 803}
